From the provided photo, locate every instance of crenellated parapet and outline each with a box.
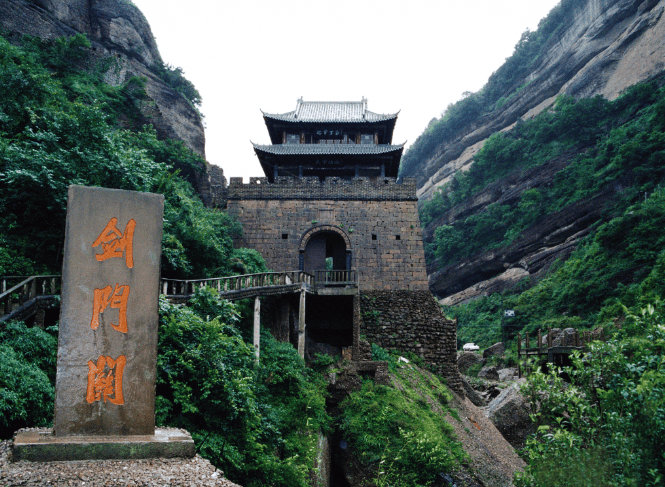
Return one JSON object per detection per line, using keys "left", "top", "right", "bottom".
{"left": 227, "top": 176, "right": 418, "bottom": 201}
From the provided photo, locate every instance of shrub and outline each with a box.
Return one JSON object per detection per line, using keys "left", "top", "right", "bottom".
{"left": 339, "top": 364, "right": 466, "bottom": 486}
{"left": 157, "top": 289, "right": 330, "bottom": 486}
{"left": 0, "top": 321, "right": 57, "bottom": 438}
{"left": 517, "top": 302, "right": 665, "bottom": 486}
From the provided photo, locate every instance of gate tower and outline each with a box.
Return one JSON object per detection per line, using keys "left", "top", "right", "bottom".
{"left": 226, "top": 98, "right": 461, "bottom": 392}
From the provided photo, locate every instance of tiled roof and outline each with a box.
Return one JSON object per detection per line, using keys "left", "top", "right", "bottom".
{"left": 252, "top": 143, "right": 405, "bottom": 156}
{"left": 262, "top": 98, "right": 398, "bottom": 123}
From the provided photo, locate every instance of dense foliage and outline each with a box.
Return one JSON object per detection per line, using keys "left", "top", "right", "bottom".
{"left": 422, "top": 80, "right": 665, "bottom": 268}
{"left": 337, "top": 346, "right": 467, "bottom": 487}
{"left": 425, "top": 76, "right": 665, "bottom": 486}
{"left": 0, "top": 33, "right": 247, "bottom": 278}
{"left": 157, "top": 288, "right": 331, "bottom": 486}
{"left": 0, "top": 321, "right": 57, "bottom": 438}
{"left": 151, "top": 61, "right": 202, "bottom": 114}
{"left": 449, "top": 187, "right": 665, "bottom": 347}
{"left": 0, "top": 288, "right": 330, "bottom": 486}
{"left": 399, "top": 0, "right": 581, "bottom": 177}
{"left": 516, "top": 302, "right": 665, "bottom": 487}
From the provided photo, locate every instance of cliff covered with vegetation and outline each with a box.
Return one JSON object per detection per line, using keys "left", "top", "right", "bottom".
{"left": 0, "top": 0, "right": 224, "bottom": 204}
{"left": 0, "top": 32, "right": 242, "bottom": 278}
{"left": 403, "top": 0, "right": 665, "bottom": 308}
{"left": 401, "top": 0, "right": 665, "bottom": 198}
{"left": 399, "top": 1, "right": 665, "bottom": 484}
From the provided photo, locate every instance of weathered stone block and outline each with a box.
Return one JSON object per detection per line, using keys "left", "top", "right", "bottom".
{"left": 54, "top": 186, "right": 164, "bottom": 437}
{"left": 13, "top": 428, "right": 194, "bottom": 462}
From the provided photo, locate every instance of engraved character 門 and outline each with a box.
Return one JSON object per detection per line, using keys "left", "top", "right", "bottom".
{"left": 90, "top": 283, "right": 130, "bottom": 333}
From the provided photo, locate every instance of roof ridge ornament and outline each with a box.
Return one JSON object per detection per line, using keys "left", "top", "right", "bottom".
{"left": 295, "top": 96, "right": 304, "bottom": 119}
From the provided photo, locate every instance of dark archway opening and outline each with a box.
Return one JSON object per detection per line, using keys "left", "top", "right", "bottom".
{"left": 303, "top": 231, "right": 347, "bottom": 275}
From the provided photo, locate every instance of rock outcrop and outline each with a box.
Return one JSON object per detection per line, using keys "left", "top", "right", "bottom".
{"left": 429, "top": 170, "right": 622, "bottom": 300}
{"left": 483, "top": 342, "right": 506, "bottom": 359}
{"left": 0, "top": 0, "right": 223, "bottom": 205}
{"left": 486, "top": 379, "right": 534, "bottom": 450}
{"left": 458, "top": 351, "right": 484, "bottom": 374}
{"left": 411, "top": 0, "right": 665, "bottom": 200}
{"left": 478, "top": 365, "right": 500, "bottom": 381}
{"left": 403, "top": 0, "right": 665, "bottom": 301}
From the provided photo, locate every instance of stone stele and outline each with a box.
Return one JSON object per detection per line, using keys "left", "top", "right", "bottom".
{"left": 13, "top": 186, "right": 194, "bottom": 461}
{"left": 53, "top": 185, "right": 164, "bottom": 436}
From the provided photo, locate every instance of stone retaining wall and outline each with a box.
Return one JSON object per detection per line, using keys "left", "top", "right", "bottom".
{"left": 227, "top": 198, "right": 428, "bottom": 291}
{"left": 359, "top": 290, "right": 462, "bottom": 394}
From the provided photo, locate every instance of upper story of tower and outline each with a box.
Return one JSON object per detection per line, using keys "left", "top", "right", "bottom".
{"left": 253, "top": 98, "right": 404, "bottom": 182}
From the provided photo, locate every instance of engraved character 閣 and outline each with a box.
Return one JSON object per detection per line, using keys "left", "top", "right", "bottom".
{"left": 86, "top": 355, "right": 126, "bottom": 405}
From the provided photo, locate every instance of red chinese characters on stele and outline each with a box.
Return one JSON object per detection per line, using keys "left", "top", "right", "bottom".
{"left": 86, "top": 217, "right": 137, "bottom": 406}
{"left": 92, "top": 217, "right": 136, "bottom": 268}
{"left": 86, "top": 355, "right": 126, "bottom": 405}
{"left": 89, "top": 283, "right": 129, "bottom": 333}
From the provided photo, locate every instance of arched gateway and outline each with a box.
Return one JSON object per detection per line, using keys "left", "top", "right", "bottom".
{"left": 224, "top": 99, "right": 462, "bottom": 399}
{"left": 299, "top": 225, "right": 351, "bottom": 277}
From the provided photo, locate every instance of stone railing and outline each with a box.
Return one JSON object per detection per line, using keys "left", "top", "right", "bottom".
{"left": 160, "top": 271, "right": 314, "bottom": 299}
{"left": 0, "top": 275, "right": 61, "bottom": 323}
{"left": 314, "top": 269, "right": 357, "bottom": 286}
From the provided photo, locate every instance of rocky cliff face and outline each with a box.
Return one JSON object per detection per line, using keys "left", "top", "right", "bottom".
{"left": 0, "top": 0, "right": 224, "bottom": 205}
{"left": 413, "top": 0, "right": 665, "bottom": 201}
{"left": 403, "top": 0, "right": 665, "bottom": 303}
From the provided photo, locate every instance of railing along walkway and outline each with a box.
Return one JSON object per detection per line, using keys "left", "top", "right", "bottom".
{"left": 314, "top": 269, "right": 357, "bottom": 286}
{"left": 517, "top": 327, "right": 606, "bottom": 377}
{"left": 0, "top": 275, "right": 61, "bottom": 324}
{"left": 1, "top": 269, "right": 358, "bottom": 324}
{"left": 161, "top": 271, "right": 315, "bottom": 301}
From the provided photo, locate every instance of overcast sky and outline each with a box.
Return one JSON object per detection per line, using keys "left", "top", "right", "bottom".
{"left": 131, "top": 0, "right": 561, "bottom": 181}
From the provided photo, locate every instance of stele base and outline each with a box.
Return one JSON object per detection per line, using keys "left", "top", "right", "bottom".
{"left": 12, "top": 428, "right": 195, "bottom": 462}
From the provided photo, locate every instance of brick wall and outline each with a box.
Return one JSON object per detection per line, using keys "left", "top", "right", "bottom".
{"left": 227, "top": 176, "right": 418, "bottom": 201}
{"left": 359, "top": 290, "right": 463, "bottom": 394}
{"left": 227, "top": 181, "right": 428, "bottom": 291}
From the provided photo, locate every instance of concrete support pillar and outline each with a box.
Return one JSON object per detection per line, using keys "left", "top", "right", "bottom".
{"left": 352, "top": 294, "right": 360, "bottom": 360}
{"left": 253, "top": 296, "right": 260, "bottom": 359}
{"left": 298, "top": 286, "right": 306, "bottom": 359}
{"left": 35, "top": 307, "right": 46, "bottom": 329}
{"left": 279, "top": 298, "right": 290, "bottom": 342}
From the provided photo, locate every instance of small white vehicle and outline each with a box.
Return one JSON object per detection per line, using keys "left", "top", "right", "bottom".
{"left": 463, "top": 343, "right": 480, "bottom": 352}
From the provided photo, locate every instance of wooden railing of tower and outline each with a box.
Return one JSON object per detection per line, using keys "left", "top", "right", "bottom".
{"left": 314, "top": 269, "right": 357, "bottom": 286}
{"left": 517, "top": 327, "right": 606, "bottom": 377}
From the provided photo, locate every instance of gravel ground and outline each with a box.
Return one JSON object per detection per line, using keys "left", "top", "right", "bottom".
{"left": 0, "top": 435, "right": 242, "bottom": 487}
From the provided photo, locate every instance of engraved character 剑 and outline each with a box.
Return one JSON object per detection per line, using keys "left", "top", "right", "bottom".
{"left": 92, "top": 218, "right": 136, "bottom": 268}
